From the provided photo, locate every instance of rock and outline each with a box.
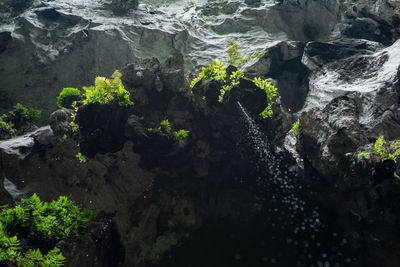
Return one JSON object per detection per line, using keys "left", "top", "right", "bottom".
{"left": 111, "top": 0, "right": 139, "bottom": 14}
{"left": 160, "top": 53, "right": 185, "bottom": 93}
{"left": 122, "top": 58, "right": 163, "bottom": 94}
{"left": 49, "top": 108, "right": 74, "bottom": 136}
{"left": 246, "top": 41, "right": 308, "bottom": 111}
{"left": 0, "top": 131, "right": 35, "bottom": 159}
{"left": 124, "top": 114, "right": 149, "bottom": 143}
{"left": 0, "top": 31, "right": 11, "bottom": 54}
{"left": 244, "top": 0, "right": 261, "bottom": 6}
{"left": 373, "top": 160, "right": 395, "bottom": 185}
{"left": 75, "top": 103, "right": 131, "bottom": 157}
{"left": 224, "top": 78, "right": 267, "bottom": 116}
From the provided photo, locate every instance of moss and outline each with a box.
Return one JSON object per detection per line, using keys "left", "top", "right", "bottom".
{"left": 57, "top": 88, "right": 82, "bottom": 109}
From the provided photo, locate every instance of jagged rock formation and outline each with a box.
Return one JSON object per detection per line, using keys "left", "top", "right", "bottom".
{"left": 1, "top": 0, "right": 400, "bottom": 267}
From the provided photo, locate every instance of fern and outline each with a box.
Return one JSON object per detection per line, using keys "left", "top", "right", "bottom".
{"left": 190, "top": 41, "right": 276, "bottom": 118}
{"left": 0, "top": 194, "right": 92, "bottom": 266}
{"left": 291, "top": 120, "right": 300, "bottom": 134}
{"left": 227, "top": 40, "right": 263, "bottom": 69}
{"left": 158, "top": 119, "right": 172, "bottom": 134}
{"left": 83, "top": 70, "right": 133, "bottom": 106}
{"left": 190, "top": 59, "right": 227, "bottom": 88}
{"left": 173, "top": 130, "right": 190, "bottom": 143}
{"left": 253, "top": 77, "right": 278, "bottom": 119}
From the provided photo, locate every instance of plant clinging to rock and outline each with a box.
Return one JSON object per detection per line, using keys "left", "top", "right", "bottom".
{"left": 156, "top": 119, "right": 190, "bottom": 143}
{"left": 57, "top": 88, "right": 82, "bottom": 109}
{"left": 226, "top": 40, "right": 264, "bottom": 69}
{"left": 253, "top": 77, "right": 278, "bottom": 118}
{"left": 357, "top": 136, "right": 400, "bottom": 163}
{"left": 0, "top": 194, "right": 92, "bottom": 266}
{"left": 291, "top": 120, "right": 300, "bottom": 134}
{"left": 190, "top": 40, "right": 277, "bottom": 118}
{"left": 190, "top": 59, "right": 227, "bottom": 88}
{"left": 83, "top": 70, "right": 133, "bottom": 106}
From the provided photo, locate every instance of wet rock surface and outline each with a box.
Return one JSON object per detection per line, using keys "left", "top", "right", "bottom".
{"left": 2, "top": 0, "right": 400, "bottom": 267}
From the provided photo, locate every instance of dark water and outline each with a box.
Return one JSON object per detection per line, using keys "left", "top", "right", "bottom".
{"left": 156, "top": 103, "right": 356, "bottom": 267}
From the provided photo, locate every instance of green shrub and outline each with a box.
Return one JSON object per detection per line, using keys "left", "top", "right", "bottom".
{"left": 190, "top": 59, "right": 227, "bottom": 88}
{"left": 158, "top": 119, "right": 172, "bottom": 134}
{"left": 0, "top": 103, "right": 41, "bottom": 136}
{"left": 358, "top": 136, "right": 400, "bottom": 163}
{"left": 173, "top": 129, "right": 190, "bottom": 143}
{"left": 252, "top": 77, "right": 278, "bottom": 119}
{"left": 83, "top": 70, "right": 133, "bottom": 106}
{"left": 8, "top": 103, "right": 41, "bottom": 125}
{"left": 190, "top": 40, "right": 277, "bottom": 118}
{"left": 75, "top": 152, "right": 87, "bottom": 163}
{"left": 156, "top": 119, "right": 190, "bottom": 143}
{"left": 0, "top": 120, "right": 15, "bottom": 134}
{"left": 57, "top": 88, "right": 82, "bottom": 109}
{"left": 227, "top": 40, "right": 263, "bottom": 69}
{"left": 291, "top": 120, "right": 300, "bottom": 134}
{"left": 0, "top": 194, "right": 92, "bottom": 266}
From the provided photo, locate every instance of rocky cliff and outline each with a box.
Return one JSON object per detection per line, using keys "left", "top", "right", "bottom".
{"left": 1, "top": 0, "right": 400, "bottom": 266}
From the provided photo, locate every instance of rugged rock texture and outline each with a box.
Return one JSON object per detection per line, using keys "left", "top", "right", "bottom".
{"left": 2, "top": 0, "right": 400, "bottom": 266}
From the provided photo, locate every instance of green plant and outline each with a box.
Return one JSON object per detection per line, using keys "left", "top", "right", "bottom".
{"left": 252, "top": 77, "right": 278, "bottom": 118}
{"left": 158, "top": 119, "right": 172, "bottom": 134}
{"left": 358, "top": 136, "right": 400, "bottom": 163}
{"left": 83, "top": 70, "right": 133, "bottom": 106}
{"left": 76, "top": 152, "right": 86, "bottom": 163}
{"left": 173, "top": 129, "right": 190, "bottom": 143}
{"left": 291, "top": 120, "right": 300, "bottom": 134}
{"left": 190, "top": 59, "right": 227, "bottom": 88}
{"left": 155, "top": 119, "right": 190, "bottom": 143}
{"left": 218, "top": 70, "right": 244, "bottom": 102}
{"left": 0, "top": 194, "right": 92, "bottom": 266}
{"left": 8, "top": 103, "right": 41, "bottom": 126}
{"left": 0, "top": 120, "right": 16, "bottom": 134}
{"left": 57, "top": 88, "right": 82, "bottom": 109}
{"left": 58, "top": 134, "right": 67, "bottom": 143}
{"left": 190, "top": 40, "right": 277, "bottom": 118}
{"left": 147, "top": 128, "right": 153, "bottom": 132}
{"left": 227, "top": 40, "right": 263, "bottom": 69}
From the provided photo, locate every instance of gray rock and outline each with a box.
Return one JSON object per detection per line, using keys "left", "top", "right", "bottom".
{"left": 49, "top": 108, "right": 73, "bottom": 136}
{"left": 245, "top": 0, "right": 261, "bottom": 6}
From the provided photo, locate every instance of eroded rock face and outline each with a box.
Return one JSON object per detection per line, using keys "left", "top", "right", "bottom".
{"left": 297, "top": 38, "right": 400, "bottom": 180}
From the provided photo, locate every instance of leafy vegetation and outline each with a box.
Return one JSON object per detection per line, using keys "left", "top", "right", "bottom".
{"left": 156, "top": 119, "right": 190, "bottom": 143}
{"left": 8, "top": 103, "right": 41, "bottom": 126}
{"left": 173, "top": 130, "right": 190, "bottom": 143}
{"left": 158, "top": 119, "right": 172, "bottom": 135}
{"left": 291, "top": 120, "right": 300, "bottom": 134}
{"left": 190, "top": 59, "right": 227, "bottom": 88}
{"left": 0, "top": 194, "right": 92, "bottom": 266}
{"left": 358, "top": 136, "right": 400, "bottom": 163}
{"left": 190, "top": 40, "right": 277, "bottom": 118}
{"left": 75, "top": 152, "right": 87, "bottom": 163}
{"left": 57, "top": 88, "right": 82, "bottom": 109}
{"left": 0, "top": 120, "right": 16, "bottom": 134}
{"left": 0, "top": 103, "right": 41, "bottom": 136}
{"left": 226, "top": 40, "right": 263, "bottom": 69}
{"left": 252, "top": 77, "right": 278, "bottom": 118}
{"left": 82, "top": 70, "right": 133, "bottom": 107}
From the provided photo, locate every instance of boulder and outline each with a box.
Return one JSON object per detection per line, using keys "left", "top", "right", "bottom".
{"left": 75, "top": 103, "right": 131, "bottom": 157}
{"left": 246, "top": 41, "right": 308, "bottom": 111}
{"left": 49, "top": 108, "right": 74, "bottom": 136}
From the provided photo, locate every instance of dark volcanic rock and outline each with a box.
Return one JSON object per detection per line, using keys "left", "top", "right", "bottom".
{"left": 75, "top": 103, "right": 131, "bottom": 157}
{"left": 111, "top": 0, "right": 139, "bottom": 14}
{"left": 246, "top": 41, "right": 308, "bottom": 111}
